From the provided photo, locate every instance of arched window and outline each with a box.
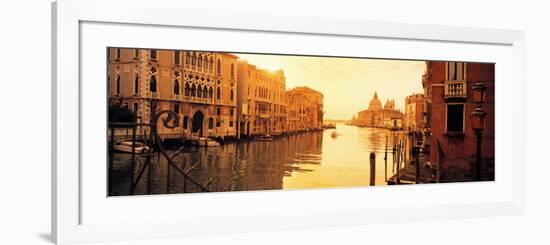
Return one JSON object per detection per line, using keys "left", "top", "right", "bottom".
{"left": 198, "top": 85, "right": 203, "bottom": 98}
{"left": 115, "top": 75, "right": 121, "bottom": 95}
{"left": 231, "top": 63, "right": 234, "bottom": 78}
{"left": 208, "top": 118, "right": 214, "bottom": 129}
{"left": 216, "top": 87, "right": 221, "bottom": 100}
{"left": 217, "top": 59, "right": 221, "bottom": 74}
{"left": 191, "top": 84, "right": 196, "bottom": 97}
{"left": 198, "top": 54, "right": 202, "bottom": 68}
{"left": 149, "top": 75, "right": 157, "bottom": 93}
{"left": 185, "top": 83, "right": 190, "bottom": 96}
{"left": 173, "top": 79, "right": 180, "bottom": 95}
{"left": 185, "top": 52, "right": 190, "bottom": 65}
{"left": 192, "top": 53, "right": 196, "bottom": 66}
{"left": 208, "top": 87, "right": 213, "bottom": 98}
{"left": 209, "top": 57, "right": 213, "bottom": 72}
{"left": 134, "top": 75, "right": 139, "bottom": 95}
{"left": 204, "top": 56, "right": 208, "bottom": 70}
{"left": 230, "top": 89, "right": 234, "bottom": 101}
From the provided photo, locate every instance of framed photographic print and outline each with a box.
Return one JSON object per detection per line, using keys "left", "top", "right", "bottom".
{"left": 52, "top": 0, "right": 525, "bottom": 244}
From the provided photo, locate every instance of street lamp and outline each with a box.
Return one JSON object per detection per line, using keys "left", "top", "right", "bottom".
{"left": 471, "top": 82, "right": 487, "bottom": 181}
{"left": 472, "top": 82, "right": 486, "bottom": 105}
{"left": 471, "top": 107, "right": 487, "bottom": 131}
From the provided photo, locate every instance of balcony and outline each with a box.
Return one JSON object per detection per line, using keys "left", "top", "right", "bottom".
{"left": 444, "top": 80, "right": 467, "bottom": 100}
{"left": 183, "top": 96, "right": 214, "bottom": 104}
{"left": 259, "top": 113, "right": 270, "bottom": 119}
{"left": 174, "top": 94, "right": 182, "bottom": 101}
{"left": 151, "top": 92, "right": 160, "bottom": 99}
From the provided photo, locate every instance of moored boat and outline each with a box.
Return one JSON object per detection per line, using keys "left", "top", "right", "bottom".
{"left": 322, "top": 123, "right": 336, "bottom": 129}
{"left": 113, "top": 140, "right": 149, "bottom": 154}
{"left": 195, "top": 137, "right": 220, "bottom": 147}
{"left": 257, "top": 134, "right": 274, "bottom": 141}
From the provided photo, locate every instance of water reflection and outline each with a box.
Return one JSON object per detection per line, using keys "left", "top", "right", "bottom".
{"left": 110, "top": 123, "right": 403, "bottom": 196}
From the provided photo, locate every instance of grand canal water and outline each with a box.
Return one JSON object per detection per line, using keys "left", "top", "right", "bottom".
{"left": 110, "top": 123, "right": 405, "bottom": 196}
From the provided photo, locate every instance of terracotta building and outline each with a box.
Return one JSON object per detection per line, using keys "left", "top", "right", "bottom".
{"left": 236, "top": 61, "right": 287, "bottom": 137}
{"left": 404, "top": 93, "right": 425, "bottom": 131}
{"left": 285, "top": 87, "right": 324, "bottom": 133}
{"left": 107, "top": 48, "right": 238, "bottom": 140}
{"left": 422, "top": 61, "right": 495, "bottom": 181}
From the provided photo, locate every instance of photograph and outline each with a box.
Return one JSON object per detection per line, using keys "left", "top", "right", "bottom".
{"left": 2, "top": 0, "right": 543, "bottom": 244}
{"left": 107, "top": 48, "right": 495, "bottom": 196}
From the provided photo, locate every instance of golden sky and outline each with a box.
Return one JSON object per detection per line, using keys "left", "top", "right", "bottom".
{"left": 235, "top": 53, "right": 425, "bottom": 120}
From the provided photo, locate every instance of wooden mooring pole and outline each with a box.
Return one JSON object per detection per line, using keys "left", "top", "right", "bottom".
{"left": 370, "top": 152, "right": 376, "bottom": 186}
{"left": 108, "top": 127, "right": 114, "bottom": 195}
{"left": 396, "top": 140, "right": 401, "bottom": 184}
{"left": 384, "top": 136, "right": 388, "bottom": 181}
{"left": 129, "top": 127, "right": 137, "bottom": 194}
{"left": 392, "top": 136, "right": 396, "bottom": 172}
{"left": 415, "top": 145, "right": 420, "bottom": 184}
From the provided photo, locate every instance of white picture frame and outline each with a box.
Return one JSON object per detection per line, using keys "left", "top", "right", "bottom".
{"left": 52, "top": 0, "right": 525, "bottom": 244}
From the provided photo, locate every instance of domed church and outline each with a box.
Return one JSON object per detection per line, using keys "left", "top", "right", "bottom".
{"left": 352, "top": 92, "right": 404, "bottom": 129}
{"left": 368, "top": 92, "right": 383, "bottom": 110}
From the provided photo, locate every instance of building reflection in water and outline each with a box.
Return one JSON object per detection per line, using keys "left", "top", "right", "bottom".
{"left": 110, "top": 124, "right": 404, "bottom": 196}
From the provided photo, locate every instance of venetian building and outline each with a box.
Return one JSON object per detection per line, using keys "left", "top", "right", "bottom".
{"left": 355, "top": 92, "right": 403, "bottom": 129}
{"left": 288, "top": 87, "right": 324, "bottom": 129}
{"left": 286, "top": 92, "right": 308, "bottom": 133}
{"left": 404, "top": 93, "right": 425, "bottom": 131}
{"left": 236, "top": 61, "right": 287, "bottom": 137}
{"left": 107, "top": 48, "right": 238, "bottom": 140}
{"left": 368, "top": 92, "right": 383, "bottom": 110}
{"left": 382, "top": 99, "right": 398, "bottom": 128}
{"left": 356, "top": 92, "right": 383, "bottom": 127}
{"left": 422, "top": 61, "right": 495, "bottom": 181}
{"left": 285, "top": 87, "right": 324, "bottom": 132}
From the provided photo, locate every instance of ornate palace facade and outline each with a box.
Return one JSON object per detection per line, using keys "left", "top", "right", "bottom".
{"left": 107, "top": 48, "right": 238, "bottom": 140}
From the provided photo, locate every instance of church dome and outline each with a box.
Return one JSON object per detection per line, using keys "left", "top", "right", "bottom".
{"left": 368, "top": 92, "right": 382, "bottom": 110}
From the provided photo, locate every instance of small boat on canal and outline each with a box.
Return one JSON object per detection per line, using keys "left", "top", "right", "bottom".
{"left": 113, "top": 140, "right": 150, "bottom": 154}
{"left": 257, "top": 134, "right": 274, "bottom": 141}
{"left": 194, "top": 137, "right": 220, "bottom": 147}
